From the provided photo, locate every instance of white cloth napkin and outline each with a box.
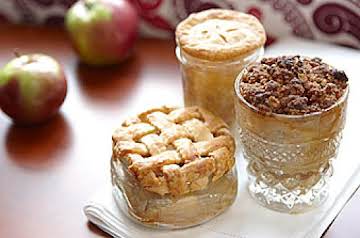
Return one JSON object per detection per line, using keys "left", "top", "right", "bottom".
{"left": 84, "top": 38, "right": 360, "bottom": 238}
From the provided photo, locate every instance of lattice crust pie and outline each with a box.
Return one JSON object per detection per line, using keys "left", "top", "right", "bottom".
{"left": 112, "top": 106, "right": 235, "bottom": 196}
{"left": 176, "top": 9, "right": 266, "bottom": 61}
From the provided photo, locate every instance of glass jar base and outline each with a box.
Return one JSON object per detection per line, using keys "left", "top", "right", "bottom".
{"left": 112, "top": 185, "right": 180, "bottom": 229}
{"left": 247, "top": 176, "right": 329, "bottom": 214}
{"left": 112, "top": 184, "right": 236, "bottom": 230}
{"left": 111, "top": 160, "right": 238, "bottom": 229}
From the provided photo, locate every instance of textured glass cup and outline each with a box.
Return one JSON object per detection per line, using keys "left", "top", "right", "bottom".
{"left": 234, "top": 72, "right": 348, "bottom": 213}
{"left": 176, "top": 47, "right": 263, "bottom": 128}
{"left": 111, "top": 158, "right": 237, "bottom": 229}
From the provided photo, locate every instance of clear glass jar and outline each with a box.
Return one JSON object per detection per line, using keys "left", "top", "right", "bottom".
{"left": 111, "top": 157, "right": 238, "bottom": 229}
{"left": 234, "top": 72, "right": 348, "bottom": 213}
{"left": 176, "top": 47, "right": 264, "bottom": 129}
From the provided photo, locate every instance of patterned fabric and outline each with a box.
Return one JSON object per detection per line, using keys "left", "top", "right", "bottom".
{"left": 0, "top": 0, "right": 359, "bottom": 48}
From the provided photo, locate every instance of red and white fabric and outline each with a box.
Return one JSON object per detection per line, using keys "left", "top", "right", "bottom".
{"left": 0, "top": 0, "right": 359, "bottom": 48}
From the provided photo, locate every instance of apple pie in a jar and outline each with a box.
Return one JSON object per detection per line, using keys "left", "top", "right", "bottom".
{"left": 234, "top": 56, "right": 349, "bottom": 213}
{"left": 175, "top": 9, "right": 266, "bottom": 128}
{"left": 111, "top": 106, "right": 237, "bottom": 228}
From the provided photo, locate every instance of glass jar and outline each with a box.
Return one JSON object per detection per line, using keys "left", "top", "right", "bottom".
{"left": 176, "top": 47, "right": 264, "bottom": 128}
{"left": 234, "top": 72, "right": 348, "bottom": 213}
{"left": 175, "top": 9, "right": 266, "bottom": 129}
{"left": 111, "top": 158, "right": 238, "bottom": 229}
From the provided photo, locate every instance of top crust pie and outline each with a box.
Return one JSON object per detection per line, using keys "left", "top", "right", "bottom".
{"left": 175, "top": 9, "right": 266, "bottom": 61}
{"left": 112, "top": 106, "right": 235, "bottom": 196}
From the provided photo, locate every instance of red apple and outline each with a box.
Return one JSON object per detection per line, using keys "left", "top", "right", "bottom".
{"left": 0, "top": 54, "right": 67, "bottom": 125}
{"left": 65, "top": 0, "right": 139, "bottom": 65}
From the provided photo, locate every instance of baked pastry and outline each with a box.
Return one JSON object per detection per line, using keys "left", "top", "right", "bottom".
{"left": 176, "top": 9, "right": 266, "bottom": 61}
{"left": 234, "top": 56, "right": 349, "bottom": 213}
{"left": 175, "top": 9, "right": 266, "bottom": 127}
{"left": 111, "top": 106, "right": 237, "bottom": 227}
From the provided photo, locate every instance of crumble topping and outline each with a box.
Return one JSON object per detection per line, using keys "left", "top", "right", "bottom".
{"left": 175, "top": 9, "right": 266, "bottom": 61}
{"left": 239, "top": 56, "right": 348, "bottom": 115}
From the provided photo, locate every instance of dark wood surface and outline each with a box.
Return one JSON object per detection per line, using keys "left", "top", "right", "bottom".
{"left": 0, "top": 24, "right": 358, "bottom": 238}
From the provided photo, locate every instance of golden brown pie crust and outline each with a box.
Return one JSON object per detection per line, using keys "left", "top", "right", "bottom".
{"left": 176, "top": 9, "right": 266, "bottom": 61}
{"left": 112, "top": 106, "right": 235, "bottom": 196}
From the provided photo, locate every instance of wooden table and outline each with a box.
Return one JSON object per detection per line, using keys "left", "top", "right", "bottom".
{"left": 0, "top": 24, "right": 358, "bottom": 238}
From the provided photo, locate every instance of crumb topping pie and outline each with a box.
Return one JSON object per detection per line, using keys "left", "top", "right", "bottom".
{"left": 112, "top": 106, "right": 235, "bottom": 196}
{"left": 176, "top": 9, "right": 266, "bottom": 61}
{"left": 234, "top": 55, "right": 349, "bottom": 213}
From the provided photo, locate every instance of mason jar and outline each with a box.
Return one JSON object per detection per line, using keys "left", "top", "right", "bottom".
{"left": 110, "top": 105, "right": 238, "bottom": 228}
{"left": 175, "top": 9, "right": 266, "bottom": 128}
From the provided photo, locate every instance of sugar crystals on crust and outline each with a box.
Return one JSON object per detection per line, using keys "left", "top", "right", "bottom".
{"left": 176, "top": 9, "right": 266, "bottom": 61}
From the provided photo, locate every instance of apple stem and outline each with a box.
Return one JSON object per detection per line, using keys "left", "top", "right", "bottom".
{"left": 84, "top": 0, "right": 96, "bottom": 10}
{"left": 14, "top": 50, "right": 21, "bottom": 58}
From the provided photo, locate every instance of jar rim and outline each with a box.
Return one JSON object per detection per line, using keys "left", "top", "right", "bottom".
{"left": 175, "top": 46, "right": 264, "bottom": 67}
